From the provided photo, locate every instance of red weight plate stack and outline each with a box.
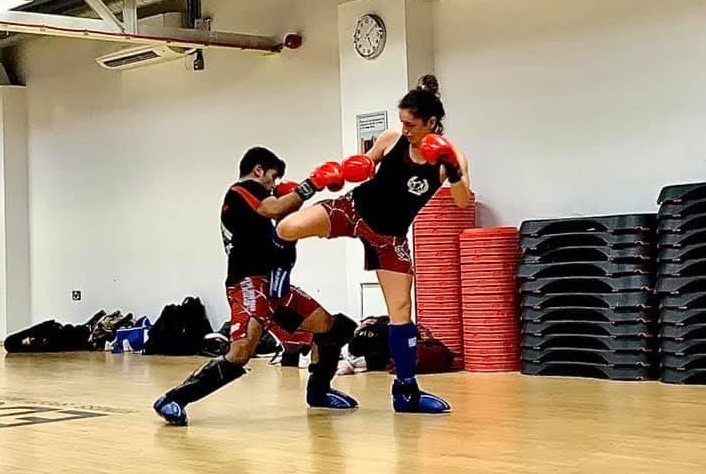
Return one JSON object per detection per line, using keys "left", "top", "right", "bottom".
{"left": 413, "top": 187, "right": 476, "bottom": 370}
{"left": 460, "top": 227, "right": 521, "bottom": 372}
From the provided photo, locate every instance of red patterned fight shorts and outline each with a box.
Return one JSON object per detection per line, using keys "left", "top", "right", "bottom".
{"left": 226, "top": 276, "right": 319, "bottom": 342}
{"left": 318, "top": 192, "right": 413, "bottom": 275}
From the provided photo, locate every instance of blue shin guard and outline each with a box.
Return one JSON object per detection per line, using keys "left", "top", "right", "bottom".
{"left": 389, "top": 323, "right": 450, "bottom": 413}
{"left": 391, "top": 378, "right": 451, "bottom": 414}
{"left": 389, "top": 323, "right": 418, "bottom": 380}
{"left": 153, "top": 395, "right": 188, "bottom": 426}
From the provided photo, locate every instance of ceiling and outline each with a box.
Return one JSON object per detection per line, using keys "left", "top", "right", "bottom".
{"left": 14, "top": 0, "right": 180, "bottom": 17}
{"left": 0, "top": 0, "right": 191, "bottom": 49}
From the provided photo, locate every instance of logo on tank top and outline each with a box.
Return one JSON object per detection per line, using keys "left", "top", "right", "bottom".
{"left": 407, "top": 176, "right": 429, "bottom": 196}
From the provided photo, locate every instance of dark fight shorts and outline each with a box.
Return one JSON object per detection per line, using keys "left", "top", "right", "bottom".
{"left": 318, "top": 192, "right": 413, "bottom": 275}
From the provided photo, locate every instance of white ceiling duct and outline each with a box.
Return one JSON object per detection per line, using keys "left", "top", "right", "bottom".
{"left": 95, "top": 43, "right": 189, "bottom": 69}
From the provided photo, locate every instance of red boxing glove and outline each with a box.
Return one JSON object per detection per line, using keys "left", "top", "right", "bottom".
{"left": 308, "top": 161, "right": 344, "bottom": 190}
{"left": 274, "top": 180, "right": 298, "bottom": 197}
{"left": 419, "top": 134, "right": 462, "bottom": 183}
{"left": 341, "top": 155, "right": 375, "bottom": 183}
{"left": 327, "top": 181, "right": 344, "bottom": 192}
{"left": 419, "top": 134, "right": 454, "bottom": 165}
{"left": 295, "top": 161, "right": 344, "bottom": 200}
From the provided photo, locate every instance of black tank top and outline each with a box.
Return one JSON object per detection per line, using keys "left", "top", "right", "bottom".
{"left": 352, "top": 135, "right": 442, "bottom": 237}
{"left": 221, "top": 180, "right": 276, "bottom": 286}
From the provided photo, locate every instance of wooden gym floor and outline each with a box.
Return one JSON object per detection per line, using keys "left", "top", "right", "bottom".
{"left": 2, "top": 348, "right": 706, "bottom": 473}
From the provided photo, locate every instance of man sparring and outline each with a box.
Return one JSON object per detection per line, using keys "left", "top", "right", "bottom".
{"left": 153, "top": 146, "right": 368, "bottom": 425}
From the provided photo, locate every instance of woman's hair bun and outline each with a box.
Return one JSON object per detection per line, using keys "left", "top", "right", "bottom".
{"left": 417, "top": 74, "right": 440, "bottom": 97}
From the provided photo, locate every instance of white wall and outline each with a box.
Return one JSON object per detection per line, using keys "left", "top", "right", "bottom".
{"left": 404, "top": 0, "right": 434, "bottom": 90}
{"left": 0, "top": 86, "right": 30, "bottom": 340}
{"left": 12, "top": 0, "right": 706, "bottom": 329}
{"left": 17, "top": 0, "right": 349, "bottom": 327}
{"left": 434, "top": 0, "right": 706, "bottom": 227}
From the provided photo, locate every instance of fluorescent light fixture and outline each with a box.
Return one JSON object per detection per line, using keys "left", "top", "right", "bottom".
{"left": 0, "top": 0, "right": 31, "bottom": 12}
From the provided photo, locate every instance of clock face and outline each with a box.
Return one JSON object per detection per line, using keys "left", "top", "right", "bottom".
{"left": 353, "top": 14, "right": 386, "bottom": 59}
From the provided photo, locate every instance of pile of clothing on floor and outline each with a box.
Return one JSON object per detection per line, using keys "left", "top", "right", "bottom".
{"left": 4, "top": 304, "right": 456, "bottom": 375}
{"left": 3, "top": 297, "right": 214, "bottom": 356}
{"left": 4, "top": 310, "right": 135, "bottom": 353}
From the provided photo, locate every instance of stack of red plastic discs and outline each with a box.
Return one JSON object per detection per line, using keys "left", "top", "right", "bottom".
{"left": 460, "top": 227, "right": 521, "bottom": 372}
{"left": 413, "top": 187, "right": 476, "bottom": 370}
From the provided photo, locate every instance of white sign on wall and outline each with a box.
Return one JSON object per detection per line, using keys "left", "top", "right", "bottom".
{"left": 356, "top": 111, "right": 388, "bottom": 154}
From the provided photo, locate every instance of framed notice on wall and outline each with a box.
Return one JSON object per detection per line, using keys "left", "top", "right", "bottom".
{"left": 356, "top": 111, "right": 388, "bottom": 154}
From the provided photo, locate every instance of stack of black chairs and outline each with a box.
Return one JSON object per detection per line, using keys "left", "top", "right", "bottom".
{"left": 518, "top": 214, "right": 658, "bottom": 381}
{"left": 657, "top": 182, "right": 706, "bottom": 384}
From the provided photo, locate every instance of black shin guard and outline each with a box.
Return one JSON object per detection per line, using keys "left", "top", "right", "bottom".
{"left": 308, "top": 314, "right": 357, "bottom": 393}
{"left": 165, "top": 356, "right": 245, "bottom": 406}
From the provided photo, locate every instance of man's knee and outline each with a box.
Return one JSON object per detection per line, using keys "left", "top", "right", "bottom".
{"left": 272, "top": 306, "right": 308, "bottom": 333}
{"left": 299, "top": 308, "right": 334, "bottom": 334}
{"left": 313, "top": 313, "right": 357, "bottom": 348}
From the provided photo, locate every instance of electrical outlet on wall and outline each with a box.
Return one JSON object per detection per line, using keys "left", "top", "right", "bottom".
{"left": 71, "top": 290, "right": 82, "bottom": 302}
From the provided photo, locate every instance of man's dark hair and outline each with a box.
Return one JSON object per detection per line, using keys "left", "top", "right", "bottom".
{"left": 238, "top": 147, "right": 286, "bottom": 178}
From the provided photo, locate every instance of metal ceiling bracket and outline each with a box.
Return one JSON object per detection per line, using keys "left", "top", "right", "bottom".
{"left": 82, "top": 0, "right": 124, "bottom": 32}
{"left": 122, "top": 0, "right": 137, "bottom": 34}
